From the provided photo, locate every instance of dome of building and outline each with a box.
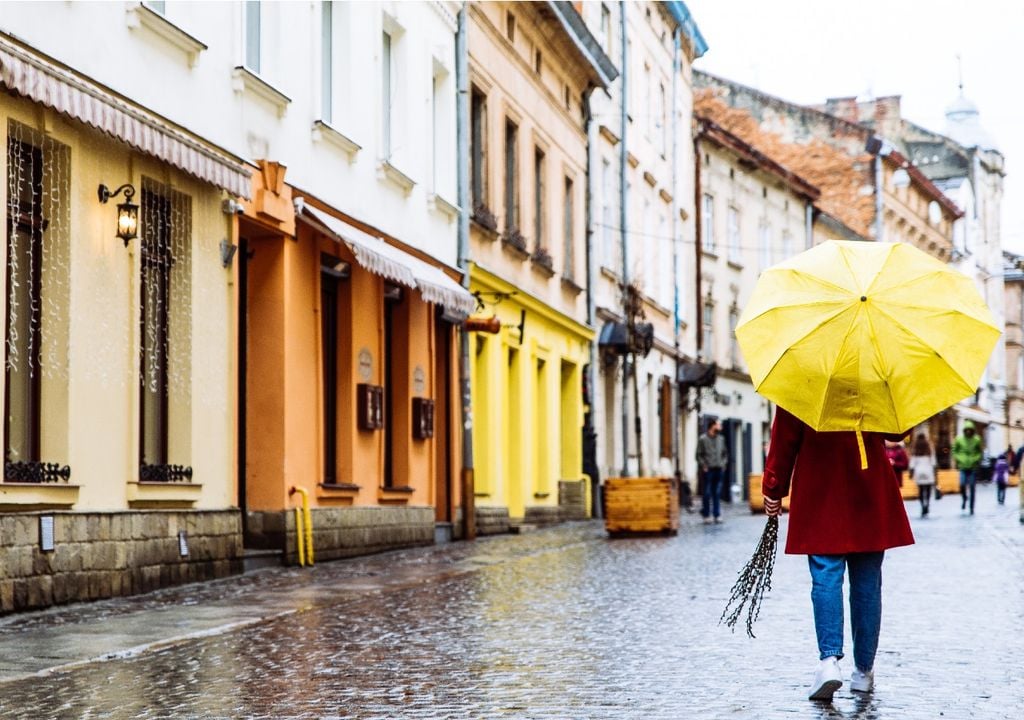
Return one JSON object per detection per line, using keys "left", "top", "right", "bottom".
{"left": 944, "top": 91, "right": 997, "bottom": 150}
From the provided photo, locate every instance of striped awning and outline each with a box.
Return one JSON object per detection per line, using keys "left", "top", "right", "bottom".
{"left": 295, "top": 200, "right": 475, "bottom": 319}
{"left": 0, "top": 34, "right": 251, "bottom": 198}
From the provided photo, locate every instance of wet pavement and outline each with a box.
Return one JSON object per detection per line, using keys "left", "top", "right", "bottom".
{"left": 0, "top": 484, "right": 1022, "bottom": 719}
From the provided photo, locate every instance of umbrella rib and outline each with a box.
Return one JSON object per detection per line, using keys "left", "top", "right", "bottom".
{"left": 812, "top": 308, "right": 860, "bottom": 430}
{"left": 871, "top": 303, "right": 995, "bottom": 386}
{"left": 862, "top": 307, "right": 902, "bottom": 431}
{"left": 862, "top": 243, "right": 900, "bottom": 295}
{"left": 751, "top": 303, "right": 854, "bottom": 386}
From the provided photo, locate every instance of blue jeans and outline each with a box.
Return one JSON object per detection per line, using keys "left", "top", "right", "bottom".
{"left": 808, "top": 552, "right": 884, "bottom": 671}
{"left": 701, "top": 467, "right": 724, "bottom": 518}
{"left": 959, "top": 468, "right": 976, "bottom": 512}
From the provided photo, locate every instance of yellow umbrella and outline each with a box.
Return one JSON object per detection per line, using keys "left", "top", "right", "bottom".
{"left": 736, "top": 240, "right": 999, "bottom": 467}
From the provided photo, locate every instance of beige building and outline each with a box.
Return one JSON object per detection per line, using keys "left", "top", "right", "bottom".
{"left": 0, "top": 31, "right": 247, "bottom": 613}
{"left": 466, "top": 1, "right": 614, "bottom": 530}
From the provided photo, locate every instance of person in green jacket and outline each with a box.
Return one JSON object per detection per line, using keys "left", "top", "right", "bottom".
{"left": 952, "top": 420, "right": 983, "bottom": 515}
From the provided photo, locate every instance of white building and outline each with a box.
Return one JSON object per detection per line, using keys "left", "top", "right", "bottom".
{"left": 581, "top": 1, "right": 707, "bottom": 498}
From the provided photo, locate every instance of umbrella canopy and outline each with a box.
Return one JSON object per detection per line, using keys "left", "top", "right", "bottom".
{"left": 736, "top": 240, "right": 999, "bottom": 441}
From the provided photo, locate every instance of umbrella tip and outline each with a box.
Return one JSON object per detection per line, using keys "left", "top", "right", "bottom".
{"left": 860, "top": 296, "right": 867, "bottom": 302}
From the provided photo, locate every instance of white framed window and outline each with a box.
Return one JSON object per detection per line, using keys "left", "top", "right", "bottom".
{"left": 321, "top": 1, "right": 333, "bottom": 123}
{"left": 601, "top": 158, "right": 614, "bottom": 267}
{"left": 599, "top": 4, "right": 612, "bottom": 55}
{"left": 781, "top": 229, "right": 793, "bottom": 260}
{"left": 759, "top": 221, "right": 772, "bottom": 269}
{"left": 381, "top": 29, "right": 393, "bottom": 158}
{"left": 729, "top": 304, "right": 740, "bottom": 369}
{"left": 244, "top": 0, "right": 261, "bottom": 73}
{"left": 727, "top": 206, "right": 741, "bottom": 263}
{"left": 702, "top": 299, "right": 715, "bottom": 360}
{"left": 702, "top": 193, "right": 715, "bottom": 253}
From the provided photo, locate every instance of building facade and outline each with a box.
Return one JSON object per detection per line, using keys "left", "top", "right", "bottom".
{"left": 465, "top": 1, "right": 614, "bottom": 530}
{"left": 583, "top": 1, "right": 707, "bottom": 500}
{"left": 0, "top": 12, "right": 251, "bottom": 612}
{"left": 693, "top": 117, "right": 818, "bottom": 497}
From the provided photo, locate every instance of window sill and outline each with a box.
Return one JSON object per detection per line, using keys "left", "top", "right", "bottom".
{"left": 0, "top": 483, "right": 80, "bottom": 511}
{"left": 318, "top": 482, "right": 361, "bottom": 505}
{"left": 126, "top": 3, "right": 207, "bottom": 68}
{"left": 701, "top": 249, "right": 719, "bottom": 260}
{"left": 127, "top": 481, "right": 202, "bottom": 509}
{"left": 232, "top": 66, "right": 290, "bottom": 117}
{"left": 379, "top": 485, "right": 415, "bottom": 504}
{"left": 530, "top": 255, "right": 556, "bottom": 278}
{"left": 377, "top": 159, "right": 416, "bottom": 196}
{"left": 561, "top": 276, "right": 584, "bottom": 296}
{"left": 312, "top": 120, "right": 360, "bottom": 161}
{"left": 600, "top": 265, "right": 622, "bottom": 283}
{"left": 726, "top": 259, "right": 743, "bottom": 270}
{"left": 429, "top": 193, "right": 460, "bottom": 222}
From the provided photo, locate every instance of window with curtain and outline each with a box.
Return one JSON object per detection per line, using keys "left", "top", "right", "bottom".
{"left": 4, "top": 122, "right": 70, "bottom": 482}
{"left": 702, "top": 299, "right": 714, "bottom": 361}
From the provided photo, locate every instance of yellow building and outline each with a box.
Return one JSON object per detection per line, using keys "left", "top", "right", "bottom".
{"left": 0, "top": 34, "right": 247, "bottom": 613}
{"left": 466, "top": 2, "right": 615, "bottom": 529}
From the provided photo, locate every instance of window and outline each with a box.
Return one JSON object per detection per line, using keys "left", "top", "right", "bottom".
{"left": 727, "top": 206, "right": 741, "bottom": 263}
{"left": 321, "top": 255, "right": 341, "bottom": 483}
{"left": 563, "top": 176, "right": 575, "bottom": 279}
{"left": 244, "top": 1, "right": 261, "bottom": 73}
{"left": 321, "top": 1, "right": 333, "bottom": 123}
{"left": 702, "top": 193, "right": 715, "bottom": 253}
{"left": 504, "top": 118, "right": 519, "bottom": 232}
{"left": 702, "top": 299, "right": 714, "bottom": 360}
{"left": 431, "top": 72, "right": 441, "bottom": 191}
{"left": 506, "top": 11, "right": 516, "bottom": 42}
{"left": 643, "top": 63, "right": 652, "bottom": 140}
{"left": 534, "top": 49, "right": 542, "bottom": 75}
{"left": 601, "top": 158, "right": 614, "bottom": 267}
{"left": 145, "top": 1, "right": 166, "bottom": 13}
{"left": 381, "top": 30, "right": 393, "bottom": 158}
{"left": 729, "top": 304, "right": 740, "bottom": 369}
{"left": 599, "top": 4, "right": 612, "bottom": 54}
{"left": 759, "top": 222, "right": 772, "bottom": 269}
{"left": 658, "top": 82, "right": 667, "bottom": 156}
{"left": 658, "top": 214, "right": 671, "bottom": 307}
{"left": 659, "top": 376, "right": 672, "bottom": 459}
{"left": 533, "top": 147, "right": 546, "bottom": 251}
{"left": 781, "top": 229, "right": 793, "bottom": 260}
{"left": 470, "top": 87, "right": 488, "bottom": 210}
{"left": 4, "top": 123, "right": 70, "bottom": 480}
{"left": 139, "top": 178, "right": 192, "bottom": 479}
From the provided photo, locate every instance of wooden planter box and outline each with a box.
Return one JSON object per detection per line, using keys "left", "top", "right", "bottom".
{"left": 747, "top": 473, "right": 790, "bottom": 514}
{"left": 604, "top": 477, "right": 678, "bottom": 536}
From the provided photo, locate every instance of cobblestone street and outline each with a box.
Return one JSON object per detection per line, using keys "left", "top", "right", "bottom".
{"left": 1, "top": 485, "right": 1021, "bottom": 719}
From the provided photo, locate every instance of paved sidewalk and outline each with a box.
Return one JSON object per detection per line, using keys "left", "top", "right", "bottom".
{"left": 0, "top": 486, "right": 1021, "bottom": 719}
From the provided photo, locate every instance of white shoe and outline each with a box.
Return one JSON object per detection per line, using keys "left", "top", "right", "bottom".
{"left": 809, "top": 657, "right": 843, "bottom": 701}
{"left": 851, "top": 667, "right": 874, "bottom": 693}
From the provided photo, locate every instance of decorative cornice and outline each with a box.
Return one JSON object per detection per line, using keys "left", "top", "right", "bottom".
{"left": 312, "top": 120, "right": 361, "bottom": 161}
{"left": 126, "top": 3, "right": 207, "bottom": 68}
{"left": 232, "top": 66, "right": 290, "bottom": 117}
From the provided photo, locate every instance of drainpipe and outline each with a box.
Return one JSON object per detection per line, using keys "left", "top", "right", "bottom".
{"left": 873, "top": 145, "right": 884, "bottom": 242}
{"left": 583, "top": 84, "right": 601, "bottom": 517}
{"left": 670, "top": 25, "right": 682, "bottom": 484}
{"left": 618, "top": 0, "right": 630, "bottom": 477}
{"left": 805, "top": 202, "right": 813, "bottom": 249}
{"left": 456, "top": 3, "right": 476, "bottom": 541}
{"left": 693, "top": 123, "right": 704, "bottom": 360}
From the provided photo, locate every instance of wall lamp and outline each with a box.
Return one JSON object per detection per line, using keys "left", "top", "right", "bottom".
{"left": 98, "top": 183, "right": 139, "bottom": 245}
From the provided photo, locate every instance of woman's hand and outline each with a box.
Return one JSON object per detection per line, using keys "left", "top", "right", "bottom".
{"left": 764, "top": 497, "right": 782, "bottom": 517}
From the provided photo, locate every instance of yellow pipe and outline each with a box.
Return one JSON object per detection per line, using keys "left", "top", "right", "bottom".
{"left": 289, "top": 486, "right": 314, "bottom": 566}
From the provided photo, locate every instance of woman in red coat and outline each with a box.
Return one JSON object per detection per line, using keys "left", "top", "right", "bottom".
{"left": 762, "top": 407, "right": 914, "bottom": 702}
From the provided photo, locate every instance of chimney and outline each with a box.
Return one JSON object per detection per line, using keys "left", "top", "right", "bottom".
{"left": 824, "top": 96, "right": 860, "bottom": 123}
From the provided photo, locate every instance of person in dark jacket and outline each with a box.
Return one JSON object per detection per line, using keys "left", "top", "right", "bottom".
{"left": 696, "top": 420, "right": 728, "bottom": 524}
{"left": 763, "top": 407, "right": 914, "bottom": 702}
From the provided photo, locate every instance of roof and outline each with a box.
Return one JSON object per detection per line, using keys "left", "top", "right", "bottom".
{"left": 695, "top": 116, "right": 820, "bottom": 202}
{"left": 883, "top": 148, "right": 965, "bottom": 220}
{"left": 544, "top": 2, "right": 618, "bottom": 88}
{"left": 662, "top": 1, "right": 708, "bottom": 58}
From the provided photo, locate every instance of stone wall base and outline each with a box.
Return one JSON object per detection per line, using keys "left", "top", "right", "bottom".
{"left": 248, "top": 506, "right": 435, "bottom": 565}
{"left": 558, "top": 480, "right": 588, "bottom": 520}
{"left": 475, "top": 505, "right": 510, "bottom": 535}
{"left": 523, "top": 505, "right": 562, "bottom": 525}
{"left": 0, "top": 510, "right": 242, "bottom": 615}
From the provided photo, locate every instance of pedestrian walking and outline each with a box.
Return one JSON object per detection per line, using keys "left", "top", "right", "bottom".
{"left": 994, "top": 453, "right": 1009, "bottom": 505}
{"left": 696, "top": 419, "right": 728, "bottom": 524}
{"left": 952, "top": 421, "right": 983, "bottom": 514}
{"left": 761, "top": 407, "right": 914, "bottom": 701}
{"left": 908, "top": 433, "right": 936, "bottom": 517}
{"left": 885, "top": 439, "right": 909, "bottom": 486}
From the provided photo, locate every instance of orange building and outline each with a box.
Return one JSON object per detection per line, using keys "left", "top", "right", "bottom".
{"left": 237, "top": 164, "right": 474, "bottom": 563}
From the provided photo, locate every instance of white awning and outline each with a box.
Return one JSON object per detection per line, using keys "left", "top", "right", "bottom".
{"left": 296, "top": 200, "right": 475, "bottom": 318}
{"left": 0, "top": 34, "right": 251, "bottom": 198}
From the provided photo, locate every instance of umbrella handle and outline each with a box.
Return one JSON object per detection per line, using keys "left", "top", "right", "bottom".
{"left": 856, "top": 430, "right": 868, "bottom": 470}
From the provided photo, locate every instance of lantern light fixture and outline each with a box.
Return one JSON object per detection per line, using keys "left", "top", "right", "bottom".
{"left": 98, "top": 183, "right": 139, "bottom": 245}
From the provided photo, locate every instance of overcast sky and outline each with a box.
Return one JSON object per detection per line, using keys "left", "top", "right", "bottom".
{"left": 686, "top": 0, "right": 1024, "bottom": 251}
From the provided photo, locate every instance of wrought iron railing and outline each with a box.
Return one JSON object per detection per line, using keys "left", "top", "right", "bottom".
{"left": 139, "top": 463, "right": 193, "bottom": 482}
{"left": 4, "top": 461, "right": 72, "bottom": 483}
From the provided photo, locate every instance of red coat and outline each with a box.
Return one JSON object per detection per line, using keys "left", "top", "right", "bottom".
{"left": 763, "top": 407, "right": 914, "bottom": 556}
